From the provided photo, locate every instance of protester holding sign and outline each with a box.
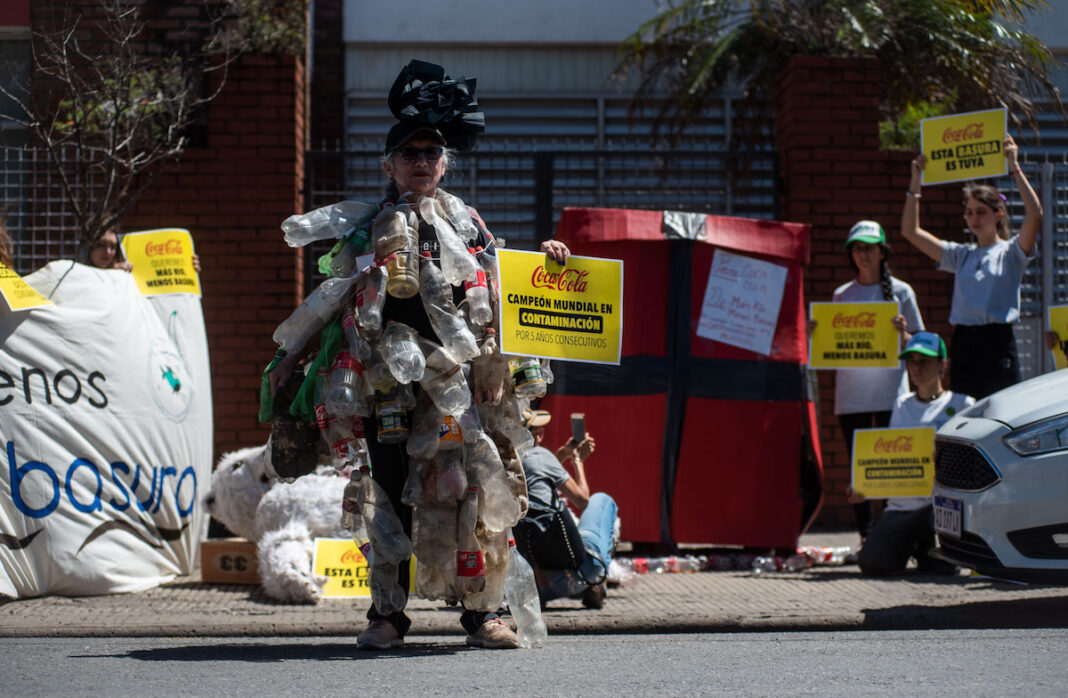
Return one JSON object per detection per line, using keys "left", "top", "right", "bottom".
{"left": 902, "top": 135, "right": 1041, "bottom": 398}
{"left": 815, "top": 220, "right": 924, "bottom": 543}
{"left": 856, "top": 332, "right": 973, "bottom": 577}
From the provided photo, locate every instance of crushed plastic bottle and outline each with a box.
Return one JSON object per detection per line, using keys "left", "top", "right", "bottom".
{"left": 417, "top": 195, "right": 479, "bottom": 286}
{"left": 437, "top": 189, "right": 481, "bottom": 243}
{"left": 505, "top": 538, "right": 548, "bottom": 648}
{"left": 324, "top": 350, "right": 369, "bottom": 418}
{"left": 465, "top": 526, "right": 508, "bottom": 612}
{"left": 464, "top": 432, "right": 520, "bottom": 532}
{"left": 272, "top": 276, "right": 358, "bottom": 354}
{"left": 463, "top": 247, "right": 493, "bottom": 326}
{"left": 355, "top": 264, "right": 388, "bottom": 335}
{"left": 351, "top": 467, "right": 412, "bottom": 565}
{"left": 455, "top": 487, "right": 486, "bottom": 595}
{"left": 418, "top": 252, "right": 479, "bottom": 362}
{"left": 281, "top": 200, "right": 377, "bottom": 248}
{"left": 419, "top": 338, "right": 472, "bottom": 416}
{"left": 341, "top": 305, "right": 373, "bottom": 363}
{"left": 406, "top": 391, "right": 444, "bottom": 459}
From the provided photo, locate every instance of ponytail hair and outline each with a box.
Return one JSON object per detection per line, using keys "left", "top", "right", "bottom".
{"left": 879, "top": 257, "right": 893, "bottom": 301}
{"left": 963, "top": 182, "right": 1010, "bottom": 240}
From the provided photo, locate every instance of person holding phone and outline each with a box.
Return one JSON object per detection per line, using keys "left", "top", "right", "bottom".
{"left": 513, "top": 408, "right": 619, "bottom": 609}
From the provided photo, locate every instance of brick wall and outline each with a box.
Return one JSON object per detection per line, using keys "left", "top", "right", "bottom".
{"left": 124, "top": 54, "right": 306, "bottom": 459}
{"left": 776, "top": 55, "right": 960, "bottom": 527}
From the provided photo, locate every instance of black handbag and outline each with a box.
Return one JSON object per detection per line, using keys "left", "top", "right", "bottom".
{"left": 267, "top": 367, "right": 321, "bottom": 481}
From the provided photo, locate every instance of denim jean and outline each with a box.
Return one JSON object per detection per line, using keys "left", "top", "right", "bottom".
{"left": 536, "top": 492, "right": 618, "bottom": 602}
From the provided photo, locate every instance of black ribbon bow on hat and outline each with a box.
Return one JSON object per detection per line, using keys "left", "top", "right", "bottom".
{"left": 384, "top": 59, "right": 485, "bottom": 153}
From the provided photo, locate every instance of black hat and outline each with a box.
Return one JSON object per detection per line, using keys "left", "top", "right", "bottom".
{"left": 384, "top": 60, "right": 485, "bottom": 154}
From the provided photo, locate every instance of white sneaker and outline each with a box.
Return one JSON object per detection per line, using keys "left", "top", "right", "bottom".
{"left": 356, "top": 620, "right": 403, "bottom": 650}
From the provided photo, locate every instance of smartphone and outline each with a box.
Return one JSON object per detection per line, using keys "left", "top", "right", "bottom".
{"left": 570, "top": 413, "right": 586, "bottom": 444}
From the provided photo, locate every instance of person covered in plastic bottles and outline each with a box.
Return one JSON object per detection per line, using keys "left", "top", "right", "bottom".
{"left": 855, "top": 332, "right": 972, "bottom": 577}
{"left": 512, "top": 408, "right": 618, "bottom": 609}
{"left": 265, "top": 60, "right": 567, "bottom": 651}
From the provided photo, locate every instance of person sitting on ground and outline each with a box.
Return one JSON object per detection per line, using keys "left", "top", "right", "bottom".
{"left": 857, "top": 332, "right": 973, "bottom": 577}
{"left": 513, "top": 408, "right": 618, "bottom": 609}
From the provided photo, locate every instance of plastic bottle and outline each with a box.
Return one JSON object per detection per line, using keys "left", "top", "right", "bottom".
{"left": 418, "top": 252, "right": 480, "bottom": 363}
{"left": 464, "top": 247, "right": 493, "bottom": 326}
{"left": 381, "top": 321, "right": 426, "bottom": 384}
{"left": 417, "top": 195, "right": 479, "bottom": 286}
{"left": 412, "top": 502, "right": 458, "bottom": 603}
{"left": 372, "top": 202, "right": 413, "bottom": 259}
{"left": 281, "top": 200, "right": 377, "bottom": 247}
{"left": 505, "top": 538, "right": 548, "bottom": 648}
{"left": 272, "top": 276, "right": 358, "bottom": 353}
{"left": 508, "top": 356, "right": 547, "bottom": 399}
{"left": 324, "top": 350, "right": 368, "bottom": 418}
{"left": 315, "top": 403, "right": 359, "bottom": 469}
{"left": 355, "top": 264, "right": 388, "bottom": 335}
{"left": 329, "top": 226, "right": 372, "bottom": 278}
{"left": 465, "top": 526, "right": 508, "bottom": 612}
{"left": 406, "top": 392, "right": 443, "bottom": 459}
{"left": 437, "top": 189, "right": 481, "bottom": 243}
{"left": 384, "top": 220, "right": 420, "bottom": 299}
{"left": 464, "top": 432, "right": 520, "bottom": 532}
{"left": 375, "top": 382, "right": 412, "bottom": 444}
{"left": 434, "top": 448, "right": 468, "bottom": 501}
{"left": 456, "top": 487, "right": 486, "bottom": 595}
{"left": 341, "top": 305, "right": 373, "bottom": 363}
{"left": 352, "top": 467, "right": 413, "bottom": 565}
{"left": 419, "top": 338, "right": 472, "bottom": 416}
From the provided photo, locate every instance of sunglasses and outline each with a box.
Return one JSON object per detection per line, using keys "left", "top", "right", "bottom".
{"left": 396, "top": 146, "right": 444, "bottom": 164}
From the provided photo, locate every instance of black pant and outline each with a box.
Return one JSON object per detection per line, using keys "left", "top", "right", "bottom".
{"left": 950, "top": 324, "right": 1019, "bottom": 399}
{"left": 838, "top": 410, "right": 891, "bottom": 540}
{"left": 857, "top": 505, "right": 957, "bottom": 576}
{"left": 362, "top": 415, "right": 414, "bottom": 637}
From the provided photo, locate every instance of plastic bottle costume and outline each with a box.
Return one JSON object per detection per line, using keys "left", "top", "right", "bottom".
{"left": 262, "top": 60, "right": 548, "bottom": 641}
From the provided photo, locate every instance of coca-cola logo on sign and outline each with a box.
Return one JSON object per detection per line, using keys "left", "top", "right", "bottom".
{"left": 942, "top": 123, "right": 983, "bottom": 143}
{"left": 145, "top": 239, "right": 184, "bottom": 256}
{"left": 340, "top": 549, "right": 363, "bottom": 564}
{"left": 531, "top": 266, "right": 589, "bottom": 293}
{"left": 874, "top": 436, "right": 914, "bottom": 454}
{"left": 832, "top": 312, "right": 876, "bottom": 329}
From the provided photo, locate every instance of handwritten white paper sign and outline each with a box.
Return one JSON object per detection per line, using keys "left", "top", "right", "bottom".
{"left": 696, "top": 249, "right": 787, "bottom": 355}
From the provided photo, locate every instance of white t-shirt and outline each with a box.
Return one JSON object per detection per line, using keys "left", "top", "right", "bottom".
{"left": 939, "top": 235, "right": 1035, "bottom": 325}
{"left": 832, "top": 277, "right": 924, "bottom": 415}
{"left": 884, "top": 390, "right": 975, "bottom": 511}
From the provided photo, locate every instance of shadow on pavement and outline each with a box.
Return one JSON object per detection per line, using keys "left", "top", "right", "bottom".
{"left": 76, "top": 641, "right": 472, "bottom": 662}
{"left": 862, "top": 595, "right": 1068, "bottom": 630}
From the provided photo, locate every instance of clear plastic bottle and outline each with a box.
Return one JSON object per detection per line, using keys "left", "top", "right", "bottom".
{"left": 419, "top": 339, "right": 472, "bottom": 416}
{"left": 407, "top": 392, "right": 443, "bottom": 459}
{"left": 434, "top": 448, "right": 468, "bottom": 501}
{"left": 464, "top": 246, "right": 493, "bottom": 326}
{"left": 418, "top": 252, "right": 480, "bottom": 363}
{"left": 281, "top": 200, "right": 377, "bottom": 247}
{"left": 324, "top": 350, "right": 367, "bottom": 418}
{"left": 437, "top": 189, "right": 481, "bottom": 243}
{"left": 465, "top": 526, "right": 508, "bottom": 612}
{"left": 329, "top": 226, "right": 372, "bottom": 278}
{"left": 417, "top": 195, "right": 479, "bottom": 286}
{"left": 465, "top": 432, "right": 520, "bottom": 532}
{"left": 355, "top": 264, "right": 388, "bottom": 335}
{"left": 505, "top": 538, "right": 548, "bottom": 648}
{"left": 456, "top": 487, "right": 486, "bottom": 595}
{"left": 315, "top": 403, "right": 359, "bottom": 469}
{"left": 508, "top": 356, "right": 547, "bottom": 399}
{"left": 352, "top": 467, "right": 413, "bottom": 565}
{"left": 412, "top": 501, "right": 458, "bottom": 603}
{"left": 272, "top": 276, "right": 358, "bottom": 354}
{"left": 341, "top": 305, "right": 373, "bottom": 363}
{"left": 381, "top": 321, "right": 426, "bottom": 384}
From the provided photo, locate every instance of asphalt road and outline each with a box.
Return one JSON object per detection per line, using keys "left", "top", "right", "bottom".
{"left": 4, "top": 629, "right": 1067, "bottom": 697}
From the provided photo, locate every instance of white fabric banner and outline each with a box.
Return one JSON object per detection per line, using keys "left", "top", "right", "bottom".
{"left": 0, "top": 261, "right": 213, "bottom": 598}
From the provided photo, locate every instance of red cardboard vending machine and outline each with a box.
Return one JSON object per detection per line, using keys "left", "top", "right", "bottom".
{"left": 537, "top": 208, "right": 823, "bottom": 549}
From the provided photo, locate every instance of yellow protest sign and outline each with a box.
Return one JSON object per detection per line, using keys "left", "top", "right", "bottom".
{"left": 0, "top": 263, "right": 53, "bottom": 311}
{"left": 920, "top": 108, "right": 1006, "bottom": 185}
{"left": 852, "top": 427, "right": 936, "bottom": 499}
{"left": 1049, "top": 304, "right": 1068, "bottom": 371}
{"left": 808, "top": 301, "right": 900, "bottom": 369}
{"left": 121, "top": 228, "right": 201, "bottom": 297}
{"left": 496, "top": 249, "right": 622, "bottom": 364}
{"left": 312, "top": 538, "right": 416, "bottom": 598}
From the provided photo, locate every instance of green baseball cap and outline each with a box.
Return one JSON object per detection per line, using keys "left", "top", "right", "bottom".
{"left": 899, "top": 331, "right": 947, "bottom": 360}
{"left": 845, "top": 220, "right": 886, "bottom": 249}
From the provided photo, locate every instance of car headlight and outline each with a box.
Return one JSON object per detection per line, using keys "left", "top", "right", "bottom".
{"left": 1003, "top": 413, "right": 1068, "bottom": 456}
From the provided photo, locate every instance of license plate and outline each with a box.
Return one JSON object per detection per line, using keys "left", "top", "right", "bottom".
{"left": 934, "top": 496, "right": 962, "bottom": 538}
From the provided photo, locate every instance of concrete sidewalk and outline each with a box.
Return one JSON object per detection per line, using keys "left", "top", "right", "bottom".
{"left": 2, "top": 532, "right": 1066, "bottom": 637}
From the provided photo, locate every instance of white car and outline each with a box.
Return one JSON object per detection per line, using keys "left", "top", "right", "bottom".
{"left": 932, "top": 368, "right": 1068, "bottom": 583}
